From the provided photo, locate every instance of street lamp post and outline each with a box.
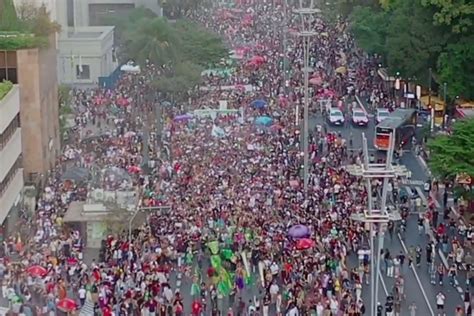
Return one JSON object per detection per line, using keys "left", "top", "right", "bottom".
{"left": 283, "top": 0, "right": 289, "bottom": 96}
{"left": 443, "top": 82, "right": 447, "bottom": 128}
{"left": 345, "top": 133, "right": 409, "bottom": 316}
{"left": 128, "top": 204, "right": 171, "bottom": 262}
{"left": 294, "top": 0, "right": 319, "bottom": 198}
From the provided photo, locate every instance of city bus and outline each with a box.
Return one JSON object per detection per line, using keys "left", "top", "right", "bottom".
{"left": 374, "top": 109, "right": 417, "bottom": 150}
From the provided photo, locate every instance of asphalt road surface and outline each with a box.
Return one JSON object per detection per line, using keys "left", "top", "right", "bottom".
{"left": 310, "top": 111, "right": 466, "bottom": 315}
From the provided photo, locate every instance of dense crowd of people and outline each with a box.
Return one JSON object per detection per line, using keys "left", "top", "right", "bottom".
{"left": 0, "top": 1, "right": 471, "bottom": 316}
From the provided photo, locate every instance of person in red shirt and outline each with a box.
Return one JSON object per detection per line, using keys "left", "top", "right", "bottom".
{"left": 102, "top": 304, "right": 112, "bottom": 316}
{"left": 191, "top": 300, "right": 202, "bottom": 316}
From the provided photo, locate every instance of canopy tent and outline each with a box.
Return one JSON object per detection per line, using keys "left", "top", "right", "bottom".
{"left": 61, "top": 167, "right": 90, "bottom": 182}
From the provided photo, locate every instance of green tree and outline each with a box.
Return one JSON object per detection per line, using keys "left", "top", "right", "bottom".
{"left": 436, "top": 37, "right": 474, "bottom": 99}
{"left": 173, "top": 20, "right": 228, "bottom": 67}
{"left": 0, "top": 0, "right": 22, "bottom": 31}
{"left": 124, "top": 17, "right": 181, "bottom": 66}
{"left": 428, "top": 119, "right": 474, "bottom": 207}
{"left": 383, "top": 0, "right": 445, "bottom": 80}
{"left": 421, "top": 0, "right": 474, "bottom": 34}
{"left": 349, "top": 6, "right": 387, "bottom": 54}
{"left": 427, "top": 119, "right": 474, "bottom": 179}
{"left": 153, "top": 61, "right": 203, "bottom": 95}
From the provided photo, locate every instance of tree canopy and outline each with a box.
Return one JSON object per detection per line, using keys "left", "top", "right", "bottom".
{"left": 108, "top": 8, "right": 227, "bottom": 97}
{"left": 427, "top": 119, "right": 474, "bottom": 180}
{"left": 349, "top": 0, "right": 474, "bottom": 99}
{"left": 0, "top": 0, "right": 60, "bottom": 49}
{"left": 110, "top": 8, "right": 227, "bottom": 67}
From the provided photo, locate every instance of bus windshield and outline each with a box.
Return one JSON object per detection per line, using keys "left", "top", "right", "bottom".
{"left": 375, "top": 127, "right": 393, "bottom": 149}
{"left": 374, "top": 109, "right": 417, "bottom": 150}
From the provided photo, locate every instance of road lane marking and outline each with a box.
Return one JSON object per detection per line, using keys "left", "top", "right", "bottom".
{"left": 415, "top": 186, "right": 428, "bottom": 206}
{"left": 426, "top": 230, "right": 465, "bottom": 296}
{"left": 377, "top": 268, "right": 389, "bottom": 296}
{"left": 398, "top": 233, "right": 436, "bottom": 316}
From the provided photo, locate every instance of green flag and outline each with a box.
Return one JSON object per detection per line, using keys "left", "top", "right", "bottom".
{"left": 208, "top": 241, "right": 219, "bottom": 255}
{"left": 211, "top": 255, "right": 222, "bottom": 269}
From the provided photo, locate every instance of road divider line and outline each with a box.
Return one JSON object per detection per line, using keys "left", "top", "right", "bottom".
{"left": 398, "top": 233, "right": 435, "bottom": 316}
{"left": 415, "top": 186, "right": 428, "bottom": 206}
{"left": 355, "top": 95, "right": 368, "bottom": 115}
{"left": 426, "top": 230, "right": 464, "bottom": 296}
{"left": 377, "top": 268, "right": 389, "bottom": 296}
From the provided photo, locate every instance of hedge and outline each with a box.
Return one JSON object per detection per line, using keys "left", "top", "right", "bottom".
{"left": 0, "top": 81, "right": 13, "bottom": 101}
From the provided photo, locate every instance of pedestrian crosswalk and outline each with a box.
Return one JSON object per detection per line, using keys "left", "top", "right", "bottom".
{"left": 401, "top": 179, "right": 425, "bottom": 186}
{"left": 79, "top": 299, "right": 94, "bottom": 316}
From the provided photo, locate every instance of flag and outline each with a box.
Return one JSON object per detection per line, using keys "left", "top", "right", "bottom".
{"left": 211, "top": 255, "right": 222, "bottom": 269}
{"left": 208, "top": 241, "right": 219, "bottom": 255}
{"left": 217, "top": 267, "right": 233, "bottom": 296}
{"left": 190, "top": 283, "right": 200, "bottom": 297}
{"left": 78, "top": 55, "right": 83, "bottom": 73}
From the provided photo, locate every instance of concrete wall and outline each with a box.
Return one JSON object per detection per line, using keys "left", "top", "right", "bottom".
{"left": 16, "top": 36, "right": 60, "bottom": 177}
{"left": 0, "top": 85, "right": 20, "bottom": 133}
{"left": 0, "top": 170, "right": 24, "bottom": 225}
{"left": 58, "top": 27, "right": 116, "bottom": 84}
{"left": 0, "top": 85, "right": 23, "bottom": 225}
{"left": 74, "top": 0, "right": 161, "bottom": 26}
{"left": 0, "top": 130, "right": 21, "bottom": 181}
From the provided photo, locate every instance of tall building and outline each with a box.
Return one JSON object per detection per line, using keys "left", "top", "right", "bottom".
{"left": 71, "top": 0, "right": 162, "bottom": 26}
{"left": 0, "top": 36, "right": 61, "bottom": 183}
{"left": 0, "top": 82, "right": 23, "bottom": 226}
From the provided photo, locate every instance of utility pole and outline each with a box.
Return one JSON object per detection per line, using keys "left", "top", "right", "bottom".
{"left": 283, "top": 0, "right": 289, "bottom": 96}
{"left": 346, "top": 133, "right": 408, "bottom": 316}
{"left": 294, "top": 0, "right": 319, "bottom": 197}
{"left": 128, "top": 204, "right": 171, "bottom": 262}
{"left": 443, "top": 82, "right": 447, "bottom": 128}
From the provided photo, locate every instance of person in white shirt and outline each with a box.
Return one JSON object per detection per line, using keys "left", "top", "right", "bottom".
{"left": 78, "top": 286, "right": 87, "bottom": 306}
{"left": 436, "top": 292, "right": 445, "bottom": 316}
{"left": 269, "top": 282, "right": 279, "bottom": 303}
{"left": 286, "top": 304, "right": 299, "bottom": 316}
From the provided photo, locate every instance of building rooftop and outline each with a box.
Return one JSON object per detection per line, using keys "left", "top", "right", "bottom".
{"left": 62, "top": 26, "right": 114, "bottom": 41}
{"left": 0, "top": 81, "right": 13, "bottom": 101}
{"left": 67, "top": 31, "right": 104, "bottom": 39}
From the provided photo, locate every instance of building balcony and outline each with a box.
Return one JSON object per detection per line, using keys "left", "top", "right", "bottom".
{"left": 0, "top": 128, "right": 22, "bottom": 181}
{"left": 0, "top": 85, "right": 20, "bottom": 134}
{"left": 0, "top": 168, "right": 23, "bottom": 225}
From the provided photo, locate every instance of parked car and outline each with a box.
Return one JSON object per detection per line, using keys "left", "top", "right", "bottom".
{"left": 352, "top": 108, "right": 369, "bottom": 126}
{"left": 327, "top": 108, "right": 345, "bottom": 126}
{"left": 375, "top": 108, "right": 390, "bottom": 124}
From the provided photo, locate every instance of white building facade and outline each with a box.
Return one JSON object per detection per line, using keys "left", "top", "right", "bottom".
{"left": 57, "top": 26, "right": 116, "bottom": 85}
{"left": 0, "top": 85, "right": 24, "bottom": 225}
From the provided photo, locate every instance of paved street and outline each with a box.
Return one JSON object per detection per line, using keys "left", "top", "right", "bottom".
{"left": 310, "top": 110, "right": 467, "bottom": 315}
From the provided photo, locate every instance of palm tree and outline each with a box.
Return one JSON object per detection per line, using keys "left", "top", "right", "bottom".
{"left": 124, "top": 17, "right": 181, "bottom": 66}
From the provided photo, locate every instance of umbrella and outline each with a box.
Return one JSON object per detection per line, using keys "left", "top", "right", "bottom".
{"left": 61, "top": 167, "right": 89, "bottom": 182}
{"left": 270, "top": 124, "right": 283, "bottom": 131}
{"left": 124, "top": 131, "right": 136, "bottom": 138}
{"left": 67, "top": 258, "right": 78, "bottom": 265}
{"left": 57, "top": 298, "right": 78, "bottom": 312}
{"left": 250, "top": 99, "right": 267, "bottom": 109}
{"left": 127, "top": 165, "right": 141, "bottom": 174}
{"left": 250, "top": 55, "right": 265, "bottom": 65}
{"left": 162, "top": 101, "right": 172, "bottom": 107}
{"left": 174, "top": 114, "right": 193, "bottom": 122}
{"left": 309, "top": 76, "right": 322, "bottom": 85}
{"left": 27, "top": 265, "right": 47, "bottom": 277}
{"left": 288, "top": 224, "right": 310, "bottom": 239}
{"left": 335, "top": 66, "right": 347, "bottom": 74}
{"left": 255, "top": 116, "right": 273, "bottom": 126}
{"left": 289, "top": 180, "right": 299, "bottom": 188}
{"left": 296, "top": 238, "right": 314, "bottom": 250}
